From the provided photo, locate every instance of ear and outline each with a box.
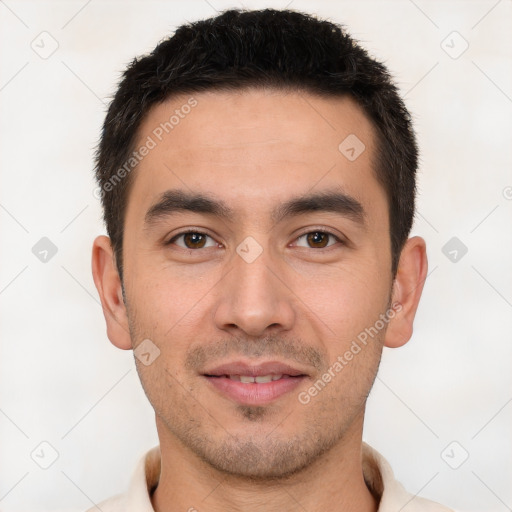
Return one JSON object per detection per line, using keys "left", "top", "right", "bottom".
{"left": 91, "top": 235, "right": 132, "bottom": 350}
{"left": 384, "top": 236, "right": 428, "bottom": 348}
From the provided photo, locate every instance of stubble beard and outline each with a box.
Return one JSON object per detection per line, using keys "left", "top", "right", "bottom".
{"left": 126, "top": 302, "right": 384, "bottom": 482}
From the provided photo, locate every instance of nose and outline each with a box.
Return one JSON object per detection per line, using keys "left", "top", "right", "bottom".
{"left": 213, "top": 243, "right": 296, "bottom": 338}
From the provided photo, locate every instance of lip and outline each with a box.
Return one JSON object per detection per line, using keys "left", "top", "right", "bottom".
{"left": 202, "top": 360, "right": 309, "bottom": 406}
{"left": 203, "top": 361, "right": 307, "bottom": 378}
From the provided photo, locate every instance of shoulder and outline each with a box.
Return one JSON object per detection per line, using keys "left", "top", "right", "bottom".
{"left": 85, "top": 493, "right": 125, "bottom": 512}
{"left": 84, "top": 446, "right": 160, "bottom": 512}
{"left": 362, "top": 443, "right": 454, "bottom": 512}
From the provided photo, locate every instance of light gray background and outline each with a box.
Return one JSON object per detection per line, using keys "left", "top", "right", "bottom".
{"left": 1, "top": 1, "right": 511, "bottom": 511}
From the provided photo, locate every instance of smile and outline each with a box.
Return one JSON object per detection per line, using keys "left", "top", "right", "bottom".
{"left": 202, "top": 362, "right": 309, "bottom": 405}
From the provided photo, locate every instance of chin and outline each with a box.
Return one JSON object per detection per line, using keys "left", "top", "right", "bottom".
{"left": 189, "top": 429, "right": 340, "bottom": 482}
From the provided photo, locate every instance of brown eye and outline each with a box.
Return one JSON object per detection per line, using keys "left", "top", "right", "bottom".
{"left": 183, "top": 233, "right": 207, "bottom": 248}
{"left": 295, "top": 231, "right": 340, "bottom": 249}
{"left": 307, "top": 232, "right": 329, "bottom": 248}
{"left": 168, "top": 232, "right": 216, "bottom": 249}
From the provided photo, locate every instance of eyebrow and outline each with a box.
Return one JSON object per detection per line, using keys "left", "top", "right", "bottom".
{"left": 144, "top": 189, "right": 366, "bottom": 228}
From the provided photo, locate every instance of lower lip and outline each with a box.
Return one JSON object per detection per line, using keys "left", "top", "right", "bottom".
{"left": 203, "top": 375, "right": 306, "bottom": 405}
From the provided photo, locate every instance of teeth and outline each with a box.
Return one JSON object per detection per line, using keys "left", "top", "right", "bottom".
{"left": 255, "top": 375, "right": 272, "bottom": 383}
{"left": 228, "top": 374, "right": 284, "bottom": 384}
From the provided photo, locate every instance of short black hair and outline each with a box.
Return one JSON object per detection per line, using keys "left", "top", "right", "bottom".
{"left": 95, "top": 8, "right": 418, "bottom": 280}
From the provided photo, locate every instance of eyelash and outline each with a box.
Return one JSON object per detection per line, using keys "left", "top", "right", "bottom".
{"left": 166, "top": 229, "right": 344, "bottom": 250}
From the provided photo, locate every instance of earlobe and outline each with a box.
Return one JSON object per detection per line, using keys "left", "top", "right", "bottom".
{"left": 384, "top": 236, "right": 428, "bottom": 348}
{"left": 91, "top": 235, "right": 132, "bottom": 350}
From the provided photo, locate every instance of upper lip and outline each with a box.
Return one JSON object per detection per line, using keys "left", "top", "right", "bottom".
{"left": 202, "top": 361, "right": 308, "bottom": 377}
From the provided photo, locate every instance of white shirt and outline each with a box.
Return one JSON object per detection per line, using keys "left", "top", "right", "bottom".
{"left": 88, "top": 443, "right": 453, "bottom": 511}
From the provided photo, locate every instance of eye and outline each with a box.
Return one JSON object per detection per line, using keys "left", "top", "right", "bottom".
{"left": 167, "top": 231, "right": 218, "bottom": 250}
{"left": 294, "top": 230, "right": 341, "bottom": 249}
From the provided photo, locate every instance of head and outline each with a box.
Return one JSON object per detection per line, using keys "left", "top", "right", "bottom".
{"left": 92, "top": 9, "right": 427, "bottom": 480}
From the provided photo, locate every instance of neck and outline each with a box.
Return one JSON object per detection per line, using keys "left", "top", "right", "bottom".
{"left": 151, "top": 419, "right": 378, "bottom": 512}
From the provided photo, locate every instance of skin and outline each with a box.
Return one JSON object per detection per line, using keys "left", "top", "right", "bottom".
{"left": 92, "top": 88, "right": 427, "bottom": 512}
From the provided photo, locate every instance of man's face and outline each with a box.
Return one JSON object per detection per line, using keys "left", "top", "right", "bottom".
{"left": 121, "top": 89, "right": 393, "bottom": 478}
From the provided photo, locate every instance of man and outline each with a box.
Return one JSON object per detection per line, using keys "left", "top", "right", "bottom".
{"left": 90, "top": 8, "right": 452, "bottom": 511}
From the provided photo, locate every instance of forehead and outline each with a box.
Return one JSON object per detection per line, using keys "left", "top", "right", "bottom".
{"left": 137, "top": 88, "right": 375, "bottom": 155}
{"left": 127, "top": 88, "right": 384, "bottom": 223}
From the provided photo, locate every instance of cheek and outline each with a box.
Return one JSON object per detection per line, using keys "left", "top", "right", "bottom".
{"left": 124, "top": 266, "right": 218, "bottom": 395}
{"left": 126, "top": 259, "right": 218, "bottom": 331}
{"left": 134, "top": 354, "right": 194, "bottom": 428}
{"left": 288, "top": 259, "right": 392, "bottom": 344}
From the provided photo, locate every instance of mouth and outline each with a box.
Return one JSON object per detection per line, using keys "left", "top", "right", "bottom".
{"left": 202, "top": 361, "right": 309, "bottom": 406}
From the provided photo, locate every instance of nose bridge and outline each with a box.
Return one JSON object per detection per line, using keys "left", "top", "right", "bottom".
{"left": 234, "top": 243, "right": 275, "bottom": 299}
{"left": 213, "top": 237, "right": 295, "bottom": 336}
